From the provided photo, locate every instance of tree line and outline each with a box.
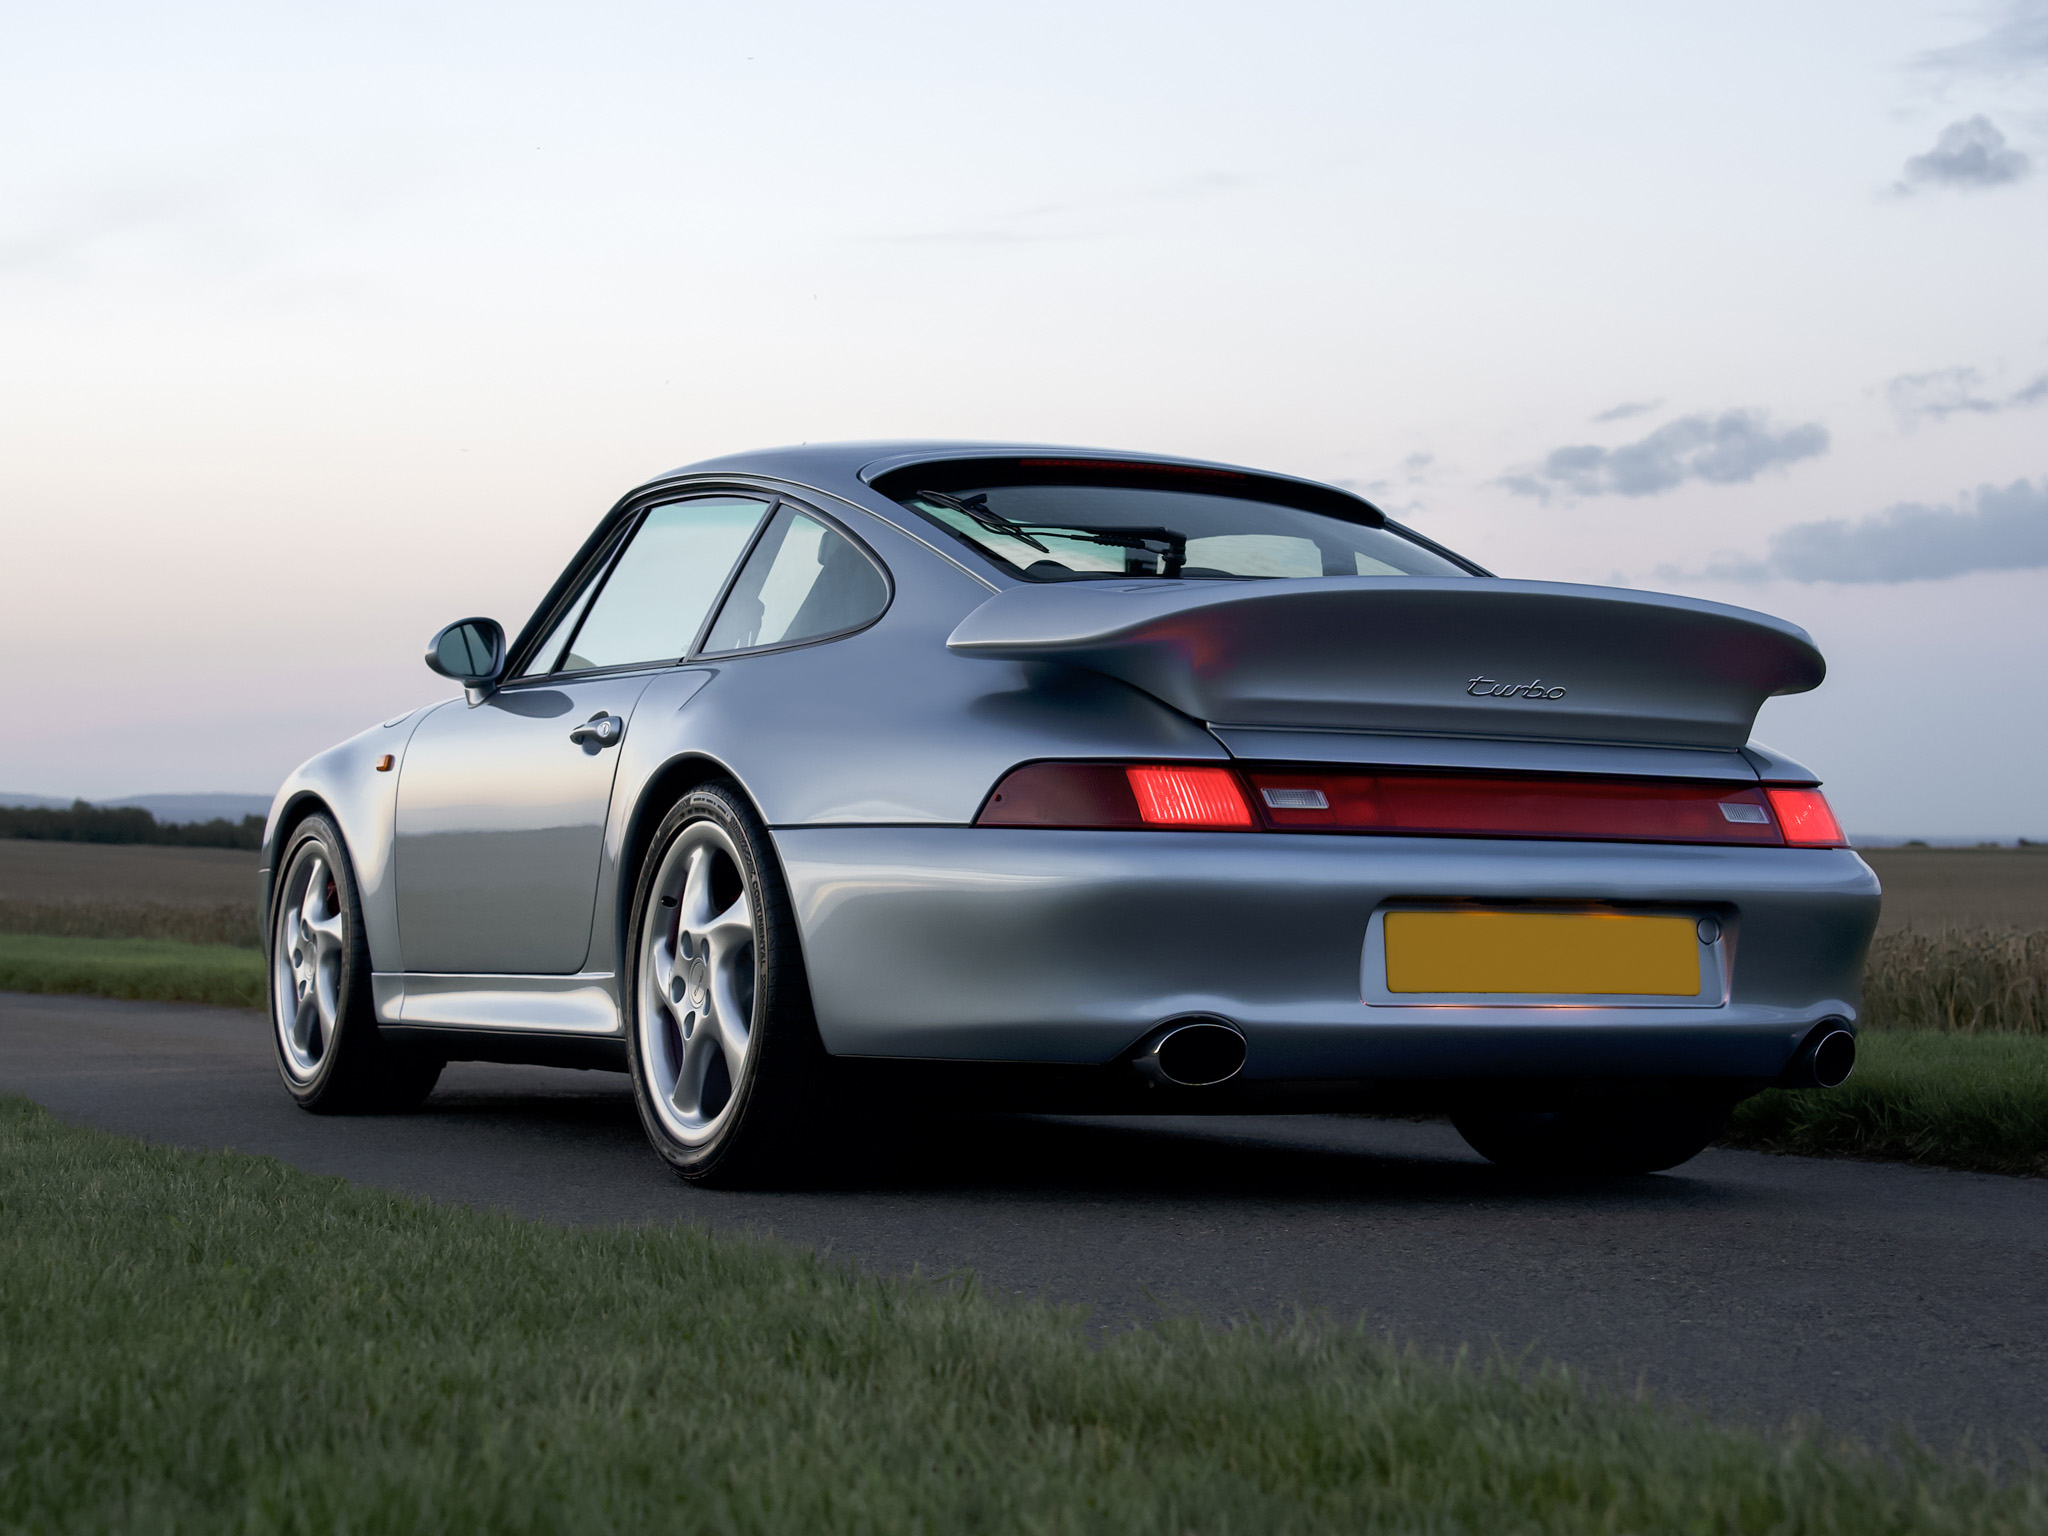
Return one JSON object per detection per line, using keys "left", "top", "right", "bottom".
{"left": 0, "top": 802, "right": 264, "bottom": 850}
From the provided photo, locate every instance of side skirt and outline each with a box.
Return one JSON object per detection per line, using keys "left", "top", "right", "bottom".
{"left": 379, "top": 1024, "right": 627, "bottom": 1073}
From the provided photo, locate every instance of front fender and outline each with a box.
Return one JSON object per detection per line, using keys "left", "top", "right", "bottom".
{"left": 261, "top": 703, "right": 446, "bottom": 972}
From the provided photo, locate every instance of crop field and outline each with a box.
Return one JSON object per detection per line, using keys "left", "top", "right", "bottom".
{"left": 1861, "top": 846, "right": 2048, "bottom": 934}
{"left": 0, "top": 838, "right": 258, "bottom": 908}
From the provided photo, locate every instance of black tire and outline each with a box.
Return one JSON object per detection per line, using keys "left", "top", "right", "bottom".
{"left": 269, "top": 813, "right": 443, "bottom": 1113}
{"left": 1451, "top": 1096, "right": 1730, "bottom": 1177}
{"left": 623, "top": 782, "right": 826, "bottom": 1187}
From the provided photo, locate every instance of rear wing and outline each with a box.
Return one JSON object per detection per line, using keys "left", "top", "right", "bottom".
{"left": 946, "top": 577, "right": 1824, "bottom": 751}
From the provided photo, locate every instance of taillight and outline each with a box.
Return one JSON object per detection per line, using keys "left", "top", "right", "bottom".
{"left": 1125, "top": 766, "right": 1254, "bottom": 827}
{"left": 977, "top": 761, "right": 1841, "bottom": 847}
{"left": 1765, "top": 787, "right": 1845, "bottom": 847}
{"left": 976, "top": 763, "right": 1254, "bottom": 829}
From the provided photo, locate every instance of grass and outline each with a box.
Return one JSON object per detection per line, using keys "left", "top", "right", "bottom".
{"left": 0, "top": 932, "right": 263, "bottom": 1009}
{"left": 0, "top": 1096, "right": 2041, "bottom": 1534}
{"left": 1727, "top": 1031, "right": 2048, "bottom": 1177}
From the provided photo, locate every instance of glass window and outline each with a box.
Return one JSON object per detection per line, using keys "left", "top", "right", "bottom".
{"left": 703, "top": 507, "right": 889, "bottom": 653}
{"left": 558, "top": 497, "right": 767, "bottom": 672}
{"left": 517, "top": 567, "right": 606, "bottom": 678}
{"left": 896, "top": 483, "right": 1471, "bottom": 582}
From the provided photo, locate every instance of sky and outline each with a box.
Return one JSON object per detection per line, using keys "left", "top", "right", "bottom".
{"left": 3, "top": 0, "right": 2045, "bottom": 835}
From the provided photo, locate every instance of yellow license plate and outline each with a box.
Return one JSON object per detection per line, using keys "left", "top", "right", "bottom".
{"left": 1383, "top": 911, "right": 1701, "bottom": 996}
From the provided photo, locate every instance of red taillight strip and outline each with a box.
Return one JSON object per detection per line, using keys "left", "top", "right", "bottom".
{"left": 976, "top": 761, "right": 1847, "bottom": 846}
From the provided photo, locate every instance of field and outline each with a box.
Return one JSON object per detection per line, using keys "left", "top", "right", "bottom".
{"left": 1861, "top": 847, "right": 2048, "bottom": 934}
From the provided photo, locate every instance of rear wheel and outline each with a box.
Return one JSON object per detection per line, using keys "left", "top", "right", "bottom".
{"left": 624, "top": 783, "right": 826, "bottom": 1186}
{"left": 270, "top": 813, "right": 442, "bottom": 1113}
{"left": 1451, "top": 1096, "right": 1729, "bottom": 1177}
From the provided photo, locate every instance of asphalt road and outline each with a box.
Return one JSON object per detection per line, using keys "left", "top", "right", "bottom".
{"left": 5, "top": 990, "right": 2045, "bottom": 1452}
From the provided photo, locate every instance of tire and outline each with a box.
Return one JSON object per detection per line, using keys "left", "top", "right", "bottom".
{"left": 1451, "top": 1096, "right": 1730, "bottom": 1177}
{"left": 623, "top": 782, "right": 826, "bottom": 1186}
{"left": 269, "top": 813, "right": 443, "bottom": 1113}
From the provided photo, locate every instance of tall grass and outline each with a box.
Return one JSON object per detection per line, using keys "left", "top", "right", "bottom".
{"left": 1864, "top": 927, "right": 2048, "bottom": 1034}
{"left": 0, "top": 898, "right": 259, "bottom": 948}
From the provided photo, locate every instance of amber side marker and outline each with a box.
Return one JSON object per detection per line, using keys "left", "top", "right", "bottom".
{"left": 374, "top": 754, "right": 395, "bottom": 772}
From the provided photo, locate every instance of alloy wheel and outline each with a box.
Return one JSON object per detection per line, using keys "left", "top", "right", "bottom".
{"left": 637, "top": 819, "right": 757, "bottom": 1145}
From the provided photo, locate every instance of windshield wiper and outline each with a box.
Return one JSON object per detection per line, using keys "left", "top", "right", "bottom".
{"left": 914, "top": 490, "right": 1050, "bottom": 553}
{"left": 915, "top": 490, "right": 1189, "bottom": 577}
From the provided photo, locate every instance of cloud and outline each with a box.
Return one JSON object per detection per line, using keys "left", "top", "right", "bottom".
{"left": 1887, "top": 365, "right": 2048, "bottom": 423}
{"left": 1502, "top": 410, "right": 1829, "bottom": 501}
{"left": 1895, "top": 116, "right": 2033, "bottom": 191}
{"left": 1916, "top": 0, "right": 2048, "bottom": 75}
{"left": 1702, "top": 478, "right": 2048, "bottom": 583}
{"left": 1592, "top": 399, "right": 1662, "bottom": 423}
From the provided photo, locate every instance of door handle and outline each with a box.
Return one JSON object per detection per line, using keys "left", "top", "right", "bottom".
{"left": 569, "top": 713, "right": 624, "bottom": 749}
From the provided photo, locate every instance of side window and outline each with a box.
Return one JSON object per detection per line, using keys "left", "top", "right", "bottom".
{"left": 702, "top": 506, "right": 889, "bottom": 654}
{"left": 516, "top": 566, "right": 607, "bottom": 679}
{"left": 558, "top": 497, "right": 768, "bottom": 672}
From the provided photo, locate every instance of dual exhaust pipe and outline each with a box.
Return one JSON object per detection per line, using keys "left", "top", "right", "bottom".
{"left": 1130, "top": 1017, "right": 1859, "bottom": 1093}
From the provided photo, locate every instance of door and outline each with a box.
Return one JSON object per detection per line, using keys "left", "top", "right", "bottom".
{"left": 394, "top": 493, "right": 770, "bottom": 974}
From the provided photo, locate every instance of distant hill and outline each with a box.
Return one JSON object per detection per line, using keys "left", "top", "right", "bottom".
{"left": 0, "top": 791, "right": 273, "bottom": 825}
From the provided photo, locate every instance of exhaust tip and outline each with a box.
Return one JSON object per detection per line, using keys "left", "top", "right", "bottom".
{"left": 1134, "top": 1019, "right": 1247, "bottom": 1088}
{"left": 1810, "top": 1029, "right": 1856, "bottom": 1089}
{"left": 1781, "top": 1024, "right": 1856, "bottom": 1090}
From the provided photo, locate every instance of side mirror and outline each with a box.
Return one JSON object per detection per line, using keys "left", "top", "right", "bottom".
{"left": 424, "top": 617, "right": 506, "bottom": 701}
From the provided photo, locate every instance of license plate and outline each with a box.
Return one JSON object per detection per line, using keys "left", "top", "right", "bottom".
{"left": 1383, "top": 910, "right": 1701, "bottom": 996}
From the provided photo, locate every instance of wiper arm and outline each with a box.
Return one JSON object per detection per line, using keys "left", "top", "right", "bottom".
{"left": 914, "top": 492, "right": 1189, "bottom": 577}
{"left": 914, "top": 490, "right": 1050, "bottom": 554}
{"left": 1047, "top": 524, "right": 1189, "bottom": 578}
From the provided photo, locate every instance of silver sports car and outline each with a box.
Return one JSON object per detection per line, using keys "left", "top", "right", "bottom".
{"left": 263, "top": 442, "right": 1879, "bottom": 1183}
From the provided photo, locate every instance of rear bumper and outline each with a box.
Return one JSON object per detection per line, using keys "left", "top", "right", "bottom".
{"left": 773, "top": 827, "right": 1881, "bottom": 1082}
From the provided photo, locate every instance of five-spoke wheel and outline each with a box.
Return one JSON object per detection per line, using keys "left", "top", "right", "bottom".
{"left": 274, "top": 842, "right": 348, "bottom": 1079}
{"left": 267, "top": 813, "right": 442, "bottom": 1113}
{"left": 638, "top": 819, "right": 757, "bottom": 1144}
{"left": 626, "top": 782, "right": 824, "bottom": 1184}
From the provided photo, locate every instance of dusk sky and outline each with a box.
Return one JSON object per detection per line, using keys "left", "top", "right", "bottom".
{"left": 4, "top": 0, "right": 2045, "bottom": 835}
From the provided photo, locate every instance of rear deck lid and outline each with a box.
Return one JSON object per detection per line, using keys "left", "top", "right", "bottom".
{"left": 946, "top": 577, "right": 1824, "bottom": 751}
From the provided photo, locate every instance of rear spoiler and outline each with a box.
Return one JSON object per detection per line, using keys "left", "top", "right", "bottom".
{"left": 946, "top": 577, "right": 1824, "bottom": 751}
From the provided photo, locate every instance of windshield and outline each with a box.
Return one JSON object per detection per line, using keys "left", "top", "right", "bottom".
{"left": 896, "top": 483, "right": 1472, "bottom": 581}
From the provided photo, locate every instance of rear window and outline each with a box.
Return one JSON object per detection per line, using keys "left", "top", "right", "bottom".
{"left": 891, "top": 479, "right": 1472, "bottom": 582}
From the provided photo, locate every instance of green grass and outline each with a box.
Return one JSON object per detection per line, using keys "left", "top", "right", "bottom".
{"left": 1728, "top": 1030, "right": 2048, "bottom": 1177}
{"left": 0, "top": 1096, "right": 2039, "bottom": 1534}
{"left": 0, "top": 932, "right": 263, "bottom": 1009}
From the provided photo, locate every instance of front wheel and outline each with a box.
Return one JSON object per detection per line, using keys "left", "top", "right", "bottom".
{"left": 624, "top": 783, "right": 826, "bottom": 1186}
{"left": 269, "top": 813, "right": 442, "bottom": 1113}
{"left": 1451, "top": 1096, "right": 1730, "bottom": 1177}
